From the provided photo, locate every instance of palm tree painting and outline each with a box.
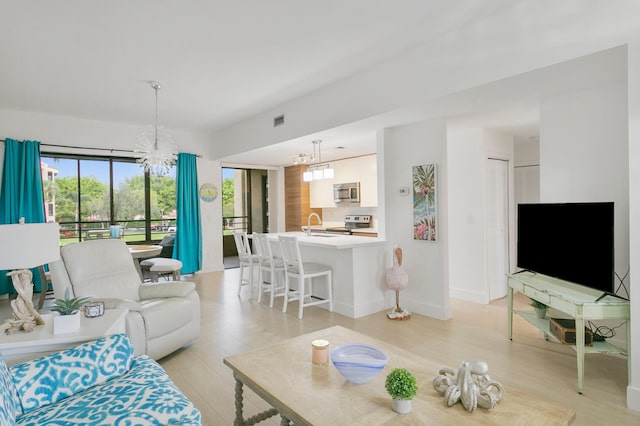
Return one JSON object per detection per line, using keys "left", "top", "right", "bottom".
{"left": 412, "top": 164, "right": 437, "bottom": 241}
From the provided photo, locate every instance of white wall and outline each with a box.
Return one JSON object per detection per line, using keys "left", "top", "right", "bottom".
{"left": 446, "top": 128, "right": 486, "bottom": 303}
{"left": 197, "top": 158, "right": 223, "bottom": 272}
{"left": 514, "top": 140, "right": 540, "bottom": 205}
{"left": 446, "top": 128, "right": 514, "bottom": 303}
{"left": 626, "top": 37, "right": 640, "bottom": 414}
{"left": 0, "top": 109, "right": 208, "bottom": 157}
{"left": 514, "top": 139, "right": 540, "bottom": 167}
{"left": 539, "top": 80, "right": 629, "bottom": 287}
{"left": 383, "top": 119, "right": 449, "bottom": 320}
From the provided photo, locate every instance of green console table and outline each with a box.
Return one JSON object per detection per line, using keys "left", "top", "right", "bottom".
{"left": 507, "top": 271, "right": 630, "bottom": 394}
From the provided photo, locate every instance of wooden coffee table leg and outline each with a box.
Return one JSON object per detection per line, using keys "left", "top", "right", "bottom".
{"left": 234, "top": 378, "right": 245, "bottom": 426}
{"left": 233, "top": 375, "right": 279, "bottom": 425}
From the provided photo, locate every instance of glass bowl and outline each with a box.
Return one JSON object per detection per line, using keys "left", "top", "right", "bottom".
{"left": 330, "top": 343, "right": 388, "bottom": 384}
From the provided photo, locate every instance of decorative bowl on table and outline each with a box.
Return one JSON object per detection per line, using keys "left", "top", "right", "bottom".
{"left": 330, "top": 343, "right": 388, "bottom": 384}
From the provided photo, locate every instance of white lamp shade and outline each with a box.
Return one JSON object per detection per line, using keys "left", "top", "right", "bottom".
{"left": 323, "top": 167, "right": 334, "bottom": 179}
{"left": 0, "top": 223, "right": 60, "bottom": 270}
{"left": 303, "top": 170, "right": 313, "bottom": 182}
{"left": 313, "top": 169, "right": 324, "bottom": 180}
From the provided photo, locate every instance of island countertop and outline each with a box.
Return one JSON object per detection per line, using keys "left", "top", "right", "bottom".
{"left": 255, "top": 232, "right": 390, "bottom": 318}
{"left": 265, "top": 232, "right": 385, "bottom": 249}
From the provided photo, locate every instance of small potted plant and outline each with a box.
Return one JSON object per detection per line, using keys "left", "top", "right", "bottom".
{"left": 51, "top": 289, "right": 90, "bottom": 334}
{"left": 385, "top": 368, "right": 418, "bottom": 414}
{"left": 530, "top": 298, "right": 548, "bottom": 319}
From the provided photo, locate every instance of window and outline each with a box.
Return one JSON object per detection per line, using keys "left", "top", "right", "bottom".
{"left": 41, "top": 154, "right": 176, "bottom": 245}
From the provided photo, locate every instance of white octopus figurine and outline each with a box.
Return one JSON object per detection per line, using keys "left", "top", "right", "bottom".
{"left": 432, "top": 360, "right": 505, "bottom": 412}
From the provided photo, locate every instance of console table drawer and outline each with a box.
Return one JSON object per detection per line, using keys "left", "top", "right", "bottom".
{"left": 522, "top": 284, "right": 550, "bottom": 304}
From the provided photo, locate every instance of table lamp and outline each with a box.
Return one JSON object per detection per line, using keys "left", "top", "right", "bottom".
{"left": 0, "top": 221, "right": 60, "bottom": 334}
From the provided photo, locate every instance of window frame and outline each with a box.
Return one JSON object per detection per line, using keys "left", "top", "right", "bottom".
{"left": 41, "top": 151, "right": 175, "bottom": 244}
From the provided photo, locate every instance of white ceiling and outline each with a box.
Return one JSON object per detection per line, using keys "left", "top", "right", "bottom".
{"left": 2, "top": 1, "right": 622, "bottom": 168}
{"left": 1, "top": 1, "right": 528, "bottom": 166}
{"left": 0, "top": 1, "right": 516, "bottom": 131}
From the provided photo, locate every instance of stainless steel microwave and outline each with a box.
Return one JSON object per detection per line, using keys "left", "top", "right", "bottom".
{"left": 333, "top": 182, "right": 360, "bottom": 203}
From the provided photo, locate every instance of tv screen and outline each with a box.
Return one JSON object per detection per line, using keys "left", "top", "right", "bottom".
{"left": 517, "top": 202, "right": 614, "bottom": 294}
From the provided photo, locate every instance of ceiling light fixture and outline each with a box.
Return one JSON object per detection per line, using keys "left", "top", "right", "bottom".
{"left": 135, "top": 81, "right": 178, "bottom": 175}
{"left": 293, "top": 153, "right": 314, "bottom": 165}
{"left": 302, "top": 140, "right": 334, "bottom": 182}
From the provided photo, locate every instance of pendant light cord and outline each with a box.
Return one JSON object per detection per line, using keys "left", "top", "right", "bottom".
{"left": 152, "top": 82, "right": 161, "bottom": 151}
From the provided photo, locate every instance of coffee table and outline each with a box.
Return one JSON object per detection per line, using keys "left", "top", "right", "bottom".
{"left": 224, "top": 325, "right": 576, "bottom": 425}
{"left": 0, "top": 308, "right": 128, "bottom": 365}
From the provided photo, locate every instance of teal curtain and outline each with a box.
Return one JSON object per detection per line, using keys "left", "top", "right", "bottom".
{"left": 174, "top": 153, "right": 202, "bottom": 274}
{"left": 0, "top": 139, "right": 46, "bottom": 294}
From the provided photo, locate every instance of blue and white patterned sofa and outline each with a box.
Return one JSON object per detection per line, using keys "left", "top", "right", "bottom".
{"left": 0, "top": 333, "right": 201, "bottom": 425}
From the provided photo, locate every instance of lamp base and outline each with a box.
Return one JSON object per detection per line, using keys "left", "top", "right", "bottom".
{"left": 4, "top": 269, "right": 45, "bottom": 335}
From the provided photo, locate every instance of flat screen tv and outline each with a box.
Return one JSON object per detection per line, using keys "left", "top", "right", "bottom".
{"left": 517, "top": 202, "right": 614, "bottom": 295}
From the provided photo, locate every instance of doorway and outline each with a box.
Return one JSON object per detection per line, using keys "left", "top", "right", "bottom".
{"left": 485, "top": 158, "right": 510, "bottom": 300}
{"left": 222, "top": 167, "right": 269, "bottom": 268}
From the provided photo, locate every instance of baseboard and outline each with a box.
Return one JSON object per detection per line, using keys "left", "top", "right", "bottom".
{"left": 628, "top": 384, "right": 640, "bottom": 412}
{"left": 449, "top": 287, "right": 488, "bottom": 304}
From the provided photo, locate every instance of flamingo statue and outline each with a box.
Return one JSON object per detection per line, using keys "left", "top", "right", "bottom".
{"left": 386, "top": 246, "right": 410, "bottom": 320}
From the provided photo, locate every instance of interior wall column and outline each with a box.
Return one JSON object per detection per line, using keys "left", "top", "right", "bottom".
{"left": 627, "top": 41, "right": 640, "bottom": 413}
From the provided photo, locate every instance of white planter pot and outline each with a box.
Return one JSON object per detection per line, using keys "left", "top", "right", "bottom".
{"left": 53, "top": 311, "right": 81, "bottom": 334}
{"left": 391, "top": 398, "right": 412, "bottom": 414}
{"left": 534, "top": 307, "right": 547, "bottom": 319}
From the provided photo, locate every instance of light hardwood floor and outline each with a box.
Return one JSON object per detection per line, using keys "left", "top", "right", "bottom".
{"left": 3, "top": 270, "right": 639, "bottom": 425}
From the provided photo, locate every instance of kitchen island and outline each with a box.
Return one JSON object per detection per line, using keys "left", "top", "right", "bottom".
{"left": 265, "top": 232, "right": 389, "bottom": 318}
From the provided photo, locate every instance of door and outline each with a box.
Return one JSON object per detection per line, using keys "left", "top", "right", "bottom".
{"left": 222, "top": 167, "right": 269, "bottom": 267}
{"left": 486, "top": 158, "right": 509, "bottom": 300}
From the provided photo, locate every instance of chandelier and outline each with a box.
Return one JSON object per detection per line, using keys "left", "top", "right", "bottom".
{"left": 302, "top": 140, "right": 334, "bottom": 182}
{"left": 135, "top": 81, "right": 178, "bottom": 175}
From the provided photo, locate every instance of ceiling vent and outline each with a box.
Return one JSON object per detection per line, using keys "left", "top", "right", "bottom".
{"left": 273, "top": 114, "right": 285, "bottom": 127}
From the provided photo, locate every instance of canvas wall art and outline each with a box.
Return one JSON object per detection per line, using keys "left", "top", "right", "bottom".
{"left": 413, "top": 164, "right": 437, "bottom": 241}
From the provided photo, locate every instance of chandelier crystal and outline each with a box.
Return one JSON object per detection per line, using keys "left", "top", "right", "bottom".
{"left": 135, "top": 81, "right": 178, "bottom": 175}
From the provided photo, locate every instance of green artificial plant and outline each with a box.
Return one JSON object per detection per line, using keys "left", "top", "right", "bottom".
{"left": 51, "top": 288, "right": 91, "bottom": 316}
{"left": 385, "top": 368, "right": 418, "bottom": 401}
{"left": 529, "top": 298, "right": 547, "bottom": 310}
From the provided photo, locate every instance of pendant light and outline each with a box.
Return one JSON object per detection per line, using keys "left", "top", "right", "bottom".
{"left": 134, "top": 81, "right": 178, "bottom": 175}
{"left": 301, "top": 140, "right": 334, "bottom": 182}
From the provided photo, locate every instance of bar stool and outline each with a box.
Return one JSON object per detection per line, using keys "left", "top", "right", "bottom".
{"left": 278, "top": 235, "right": 332, "bottom": 319}
{"left": 253, "top": 233, "right": 286, "bottom": 307}
{"left": 233, "top": 230, "right": 260, "bottom": 298}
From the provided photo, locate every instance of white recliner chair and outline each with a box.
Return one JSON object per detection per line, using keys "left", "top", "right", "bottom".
{"left": 48, "top": 239, "right": 200, "bottom": 360}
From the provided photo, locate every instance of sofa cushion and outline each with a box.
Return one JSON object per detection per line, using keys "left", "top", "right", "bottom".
{"left": 10, "top": 333, "right": 134, "bottom": 413}
{"left": 15, "top": 355, "right": 202, "bottom": 425}
{"left": 0, "top": 353, "right": 19, "bottom": 423}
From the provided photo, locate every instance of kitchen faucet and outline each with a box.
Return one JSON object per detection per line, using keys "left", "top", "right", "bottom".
{"left": 307, "top": 212, "right": 321, "bottom": 236}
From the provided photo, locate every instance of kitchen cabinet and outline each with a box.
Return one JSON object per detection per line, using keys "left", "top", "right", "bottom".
{"left": 310, "top": 154, "right": 377, "bottom": 208}
{"left": 284, "top": 165, "right": 322, "bottom": 232}
{"left": 309, "top": 173, "right": 334, "bottom": 208}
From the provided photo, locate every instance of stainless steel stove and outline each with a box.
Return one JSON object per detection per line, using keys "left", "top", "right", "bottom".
{"left": 325, "top": 215, "right": 372, "bottom": 235}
